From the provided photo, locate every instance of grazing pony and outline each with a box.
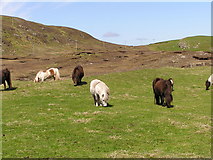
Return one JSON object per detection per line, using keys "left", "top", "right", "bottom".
{"left": 34, "top": 68, "right": 61, "bottom": 82}
{"left": 72, "top": 65, "right": 84, "bottom": 86}
{"left": 205, "top": 74, "right": 213, "bottom": 90}
{"left": 0, "top": 68, "right": 12, "bottom": 90}
{"left": 90, "top": 79, "right": 110, "bottom": 107}
{"left": 153, "top": 78, "right": 174, "bottom": 108}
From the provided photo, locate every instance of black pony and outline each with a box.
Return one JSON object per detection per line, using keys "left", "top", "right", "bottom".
{"left": 0, "top": 68, "right": 12, "bottom": 90}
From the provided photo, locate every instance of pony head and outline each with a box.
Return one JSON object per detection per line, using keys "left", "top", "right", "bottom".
{"left": 72, "top": 76, "right": 78, "bottom": 86}
{"left": 34, "top": 71, "right": 44, "bottom": 82}
{"left": 99, "top": 90, "right": 109, "bottom": 107}
{"left": 205, "top": 80, "right": 210, "bottom": 90}
{"left": 168, "top": 78, "right": 174, "bottom": 91}
{"left": 34, "top": 76, "right": 39, "bottom": 82}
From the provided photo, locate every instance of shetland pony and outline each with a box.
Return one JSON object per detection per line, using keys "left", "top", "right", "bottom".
{"left": 153, "top": 78, "right": 173, "bottom": 108}
{"left": 90, "top": 79, "right": 110, "bottom": 107}
{"left": 72, "top": 65, "right": 84, "bottom": 86}
{"left": 34, "top": 68, "right": 61, "bottom": 82}
{"left": 152, "top": 78, "right": 174, "bottom": 93}
{"left": 205, "top": 74, "right": 213, "bottom": 90}
{"left": 0, "top": 68, "right": 12, "bottom": 90}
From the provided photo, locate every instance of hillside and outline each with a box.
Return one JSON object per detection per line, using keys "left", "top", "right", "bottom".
{"left": 1, "top": 16, "right": 212, "bottom": 81}
{"left": 2, "top": 16, "right": 212, "bottom": 56}
{"left": 147, "top": 36, "right": 212, "bottom": 52}
{"left": 1, "top": 15, "right": 121, "bottom": 56}
{"left": 2, "top": 15, "right": 212, "bottom": 55}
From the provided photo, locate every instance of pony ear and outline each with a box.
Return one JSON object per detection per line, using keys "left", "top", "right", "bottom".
{"left": 106, "top": 90, "right": 110, "bottom": 95}
{"left": 169, "top": 78, "right": 173, "bottom": 84}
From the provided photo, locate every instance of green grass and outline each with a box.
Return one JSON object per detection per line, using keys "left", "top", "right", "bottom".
{"left": 148, "top": 36, "right": 212, "bottom": 52}
{"left": 1, "top": 67, "right": 211, "bottom": 158}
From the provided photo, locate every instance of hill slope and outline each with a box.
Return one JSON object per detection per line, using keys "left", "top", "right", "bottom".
{"left": 1, "top": 15, "right": 120, "bottom": 56}
{"left": 2, "top": 15, "right": 212, "bottom": 55}
{"left": 147, "top": 36, "right": 212, "bottom": 52}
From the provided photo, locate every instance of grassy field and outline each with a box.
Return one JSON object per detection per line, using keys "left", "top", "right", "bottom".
{"left": 148, "top": 36, "right": 212, "bottom": 52}
{"left": 1, "top": 67, "right": 211, "bottom": 158}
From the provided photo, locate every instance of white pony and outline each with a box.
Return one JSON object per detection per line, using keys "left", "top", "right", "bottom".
{"left": 90, "top": 79, "right": 110, "bottom": 107}
{"left": 34, "top": 68, "right": 61, "bottom": 82}
{"left": 205, "top": 74, "right": 213, "bottom": 90}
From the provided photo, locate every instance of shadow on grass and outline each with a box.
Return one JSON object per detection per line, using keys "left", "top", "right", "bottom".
{"left": 155, "top": 103, "right": 174, "bottom": 108}
{"left": 0, "top": 87, "right": 17, "bottom": 92}
{"left": 162, "top": 104, "right": 174, "bottom": 108}
{"left": 167, "top": 105, "right": 174, "bottom": 108}
{"left": 106, "top": 104, "right": 113, "bottom": 107}
{"left": 92, "top": 104, "right": 113, "bottom": 108}
{"left": 74, "top": 81, "right": 87, "bottom": 86}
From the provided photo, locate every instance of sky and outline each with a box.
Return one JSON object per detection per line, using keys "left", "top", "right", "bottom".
{"left": 0, "top": 0, "right": 212, "bottom": 46}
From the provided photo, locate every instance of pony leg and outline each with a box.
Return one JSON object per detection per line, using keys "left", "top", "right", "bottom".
{"left": 77, "top": 77, "right": 80, "bottom": 85}
{"left": 92, "top": 94, "right": 96, "bottom": 105}
{"left": 3, "top": 82, "right": 6, "bottom": 90}
{"left": 206, "top": 81, "right": 210, "bottom": 90}
{"left": 7, "top": 79, "right": 12, "bottom": 89}
{"left": 165, "top": 94, "right": 173, "bottom": 108}
{"left": 93, "top": 94, "right": 98, "bottom": 106}
{"left": 7, "top": 80, "right": 12, "bottom": 89}
{"left": 55, "top": 70, "right": 61, "bottom": 80}
{"left": 155, "top": 94, "right": 160, "bottom": 105}
{"left": 7, "top": 73, "right": 12, "bottom": 88}
{"left": 96, "top": 94, "right": 101, "bottom": 106}
{"left": 160, "top": 95, "right": 165, "bottom": 106}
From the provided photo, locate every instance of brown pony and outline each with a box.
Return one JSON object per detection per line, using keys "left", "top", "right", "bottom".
{"left": 72, "top": 65, "right": 84, "bottom": 86}
{"left": 0, "top": 68, "right": 12, "bottom": 90}
{"left": 152, "top": 78, "right": 174, "bottom": 108}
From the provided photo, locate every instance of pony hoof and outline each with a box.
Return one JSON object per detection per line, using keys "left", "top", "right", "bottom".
{"left": 167, "top": 105, "right": 174, "bottom": 108}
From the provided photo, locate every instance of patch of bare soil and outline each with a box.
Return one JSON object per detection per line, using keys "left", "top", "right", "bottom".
{"left": 1, "top": 47, "right": 212, "bottom": 81}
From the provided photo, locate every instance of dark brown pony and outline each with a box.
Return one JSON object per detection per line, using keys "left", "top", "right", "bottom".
{"left": 0, "top": 68, "right": 12, "bottom": 90}
{"left": 72, "top": 65, "right": 84, "bottom": 86}
{"left": 152, "top": 78, "right": 173, "bottom": 108}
